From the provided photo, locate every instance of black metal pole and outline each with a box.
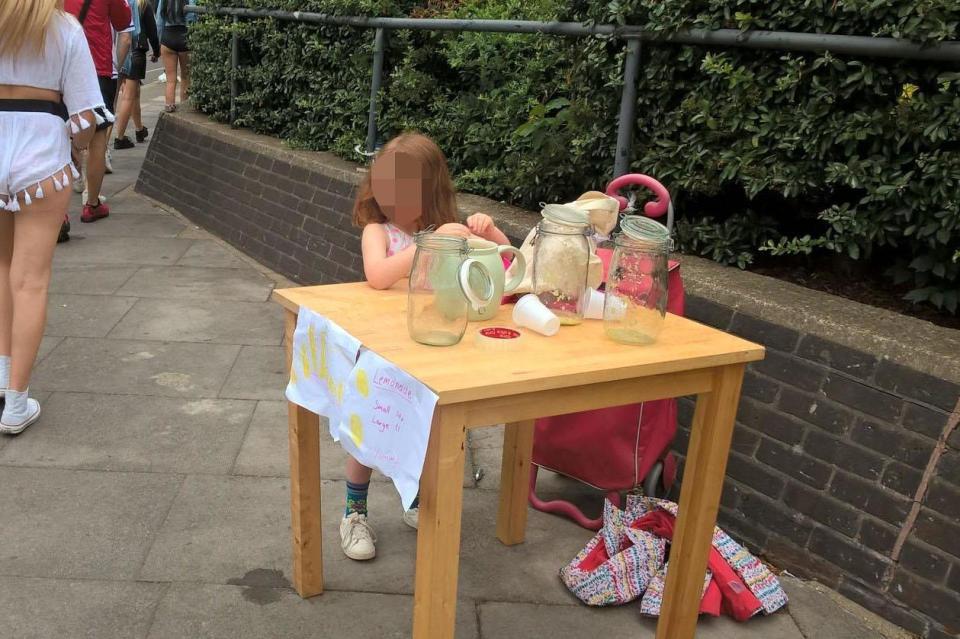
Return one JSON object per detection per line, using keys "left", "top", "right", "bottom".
{"left": 366, "top": 28, "right": 387, "bottom": 154}
{"left": 613, "top": 38, "right": 641, "bottom": 178}
{"left": 186, "top": 6, "right": 960, "bottom": 62}
{"left": 230, "top": 15, "right": 239, "bottom": 127}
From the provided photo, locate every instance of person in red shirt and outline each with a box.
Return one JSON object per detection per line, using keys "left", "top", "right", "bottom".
{"left": 64, "top": 0, "right": 132, "bottom": 223}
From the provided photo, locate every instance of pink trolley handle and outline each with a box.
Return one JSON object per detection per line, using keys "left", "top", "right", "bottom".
{"left": 605, "top": 173, "right": 673, "bottom": 233}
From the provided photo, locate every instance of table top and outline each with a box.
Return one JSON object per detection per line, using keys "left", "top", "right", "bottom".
{"left": 274, "top": 282, "right": 764, "bottom": 405}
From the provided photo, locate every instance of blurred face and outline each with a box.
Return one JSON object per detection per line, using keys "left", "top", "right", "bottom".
{"left": 371, "top": 151, "right": 428, "bottom": 227}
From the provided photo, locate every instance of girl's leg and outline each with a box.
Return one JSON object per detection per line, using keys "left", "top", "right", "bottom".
{"left": 113, "top": 78, "right": 137, "bottom": 140}
{"left": 0, "top": 211, "right": 14, "bottom": 389}
{"left": 7, "top": 179, "right": 70, "bottom": 392}
{"left": 132, "top": 83, "right": 143, "bottom": 131}
{"left": 162, "top": 46, "right": 178, "bottom": 107}
{"left": 178, "top": 51, "right": 190, "bottom": 103}
{"left": 345, "top": 455, "right": 373, "bottom": 516}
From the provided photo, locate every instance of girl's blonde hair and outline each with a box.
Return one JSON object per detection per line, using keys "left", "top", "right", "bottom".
{"left": 0, "top": 0, "right": 64, "bottom": 58}
{"left": 352, "top": 132, "right": 459, "bottom": 230}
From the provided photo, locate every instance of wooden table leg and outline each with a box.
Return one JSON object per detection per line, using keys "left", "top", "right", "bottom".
{"left": 497, "top": 420, "right": 534, "bottom": 545}
{"left": 656, "top": 363, "right": 745, "bottom": 639}
{"left": 413, "top": 406, "right": 467, "bottom": 639}
{"left": 285, "top": 309, "right": 324, "bottom": 598}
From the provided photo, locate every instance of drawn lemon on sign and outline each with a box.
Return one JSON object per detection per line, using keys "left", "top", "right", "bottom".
{"left": 319, "top": 331, "right": 329, "bottom": 379}
{"left": 299, "top": 344, "right": 311, "bottom": 378}
{"left": 355, "top": 368, "right": 369, "bottom": 398}
{"left": 307, "top": 323, "right": 317, "bottom": 372}
{"left": 349, "top": 414, "right": 364, "bottom": 446}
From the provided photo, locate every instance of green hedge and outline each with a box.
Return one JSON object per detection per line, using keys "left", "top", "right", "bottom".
{"left": 189, "top": 0, "right": 960, "bottom": 313}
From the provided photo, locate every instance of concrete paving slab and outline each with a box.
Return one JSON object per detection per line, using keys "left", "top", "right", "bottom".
{"left": 53, "top": 237, "right": 193, "bottom": 267}
{"left": 479, "top": 601, "right": 805, "bottom": 639}
{"left": 0, "top": 576, "right": 166, "bottom": 639}
{"left": 146, "top": 584, "right": 479, "bottom": 639}
{"left": 116, "top": 266, "right": 274, "bottom": 302}
{"left": 0, "top": 467, "right": 181, "bottom": 580}
{"left": 49, "top": 264, "right": 139, "bottom": 295}
{"left": 36, "top": 335, "right": 64, "bottom": 363}
{"left": 219, "top": 346, "right": 286, "bottom": 400}
{"left": 66, "top": 211, "right": 186, "bottom": 238}
{"left": 781, "top": 575, "right": 913, "bottom": 639}
{"left": 139, "top": 475, "right": 290, "bottom": 584}
{"left": 177, "top": 240, "right": 251, "bottom": 269}
{"left": 44, "top": 293, "right": 137, "bottom": 338}
{"left": 177, "top": 225, "right": 216, "bottom": 240}
{"left": 31, "top": 338, "right": 240, "bottom": 398}
{"left": 91, "top": 188, "right": 174, "bottom": 215}
{"left": 109, "top": 298, "right": 283, "bottom": 345}
{"left": 231, "top": 400, "right": 386, "bottom": 483}
{"left": 0, "top": 393, "right": 254, "bottom": 474}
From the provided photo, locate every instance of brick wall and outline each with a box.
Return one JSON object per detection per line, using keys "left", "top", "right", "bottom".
{"left": 139, "top": 111, "right": 960, "bottom": 638}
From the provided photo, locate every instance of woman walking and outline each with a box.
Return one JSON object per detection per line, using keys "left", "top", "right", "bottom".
{"left": 156, "top": 0, "right": 190, "bottom": 112}
{"left": 0, "top": 0, "right": 101, "bottom": 433}
{"left": 114, "top": 0, "right": 159, "bottom": 148}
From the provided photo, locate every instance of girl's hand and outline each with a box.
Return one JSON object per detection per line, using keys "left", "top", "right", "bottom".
{"left": 436, "top": 223, "right": 471, "bottom": 239}
{"left": 466, "top": 213, "right": 494, "bottom": 238}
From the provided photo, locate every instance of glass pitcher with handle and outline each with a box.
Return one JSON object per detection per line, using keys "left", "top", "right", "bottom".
{"left": 407, "top": 233, "right": 494, "bottom": 346}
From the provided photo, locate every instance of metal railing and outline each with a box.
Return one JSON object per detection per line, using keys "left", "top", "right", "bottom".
{"left": 187, "top": 5, "right": 960, "bottom": 178}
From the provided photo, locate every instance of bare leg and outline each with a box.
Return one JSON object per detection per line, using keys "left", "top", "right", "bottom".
{"left": 85, "top": 129, "right": 108, "bottom": 205}
{"left": 113, "top": 78, "right": 138, "bottom": 140}
{"left": 178, "top": 51, "right": 190, "bottom": 103}
{"left": 0, "top": 212, "right": 13, "bottom": 359}
{"left": 132, "top": 87, "right": 143, "bottom": 131}
{"left": 162, "top": 46, "right": 178, "bottom": 107}
{"left": 8, "top": 179, "right": 71, "bottom": 391}
{"left": 345, "top": 456, "right": 373, "bottom": 484}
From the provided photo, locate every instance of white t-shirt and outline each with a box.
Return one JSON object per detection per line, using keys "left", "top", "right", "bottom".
{"left": 0, "top": 11, "right": 105, "bottom": 117}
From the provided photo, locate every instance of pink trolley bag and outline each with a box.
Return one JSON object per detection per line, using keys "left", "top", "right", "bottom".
{"left": 528, "top": 174, "right": 684, "bottom": 531}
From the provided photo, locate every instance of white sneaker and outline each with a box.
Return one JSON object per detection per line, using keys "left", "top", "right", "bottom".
{"left": 72, "top": 170, "right": 84, "bottom": 193}
{"left": 340, "top": 513, "right": 376, "bottom": 561}
{"left": 158, "top": 72, "right": 166, "bottom": 83}
{"left": 0, "top": 398, "right": 41, "bottom": 435}
{"left": 402, "top": 507, "right": 419, "bottom": 530}
{"left": 104, "top": 149, "right": 113, "bottom": 174}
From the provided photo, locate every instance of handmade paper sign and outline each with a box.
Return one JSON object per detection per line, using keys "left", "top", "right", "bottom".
{"left": 337, "top": 349, "right": 439, "bottom": 509}
{"left": 285, "top": 307, "right": 361, "bottom": 442}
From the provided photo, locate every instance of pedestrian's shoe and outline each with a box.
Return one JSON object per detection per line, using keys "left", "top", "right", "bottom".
{"left": 57, "top": 214, "right": 70, "bottom": 243}
{"left": 0, "top": 396, "right": 41, "bottom": 435}
{"left": 340, "top": 512, "right": 376, "bottom": 561}
{"left": 81, "top": 201, "right": 110, "bottom": 223}
{"left": 135, "top": 126, "right": 149, "bottom": 143}
{"left": 105, "top": 149, "right": 113, "bottom": 174}
{"left": 114, "top": 136, "right": 135, "bottom": 150}
{"left": 402, "top": 507, "right": 419, "bottom": 530}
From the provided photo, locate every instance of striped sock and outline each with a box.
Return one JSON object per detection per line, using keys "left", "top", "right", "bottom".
{"left": 345, "top": 480, "right": 369, "bottom": 517}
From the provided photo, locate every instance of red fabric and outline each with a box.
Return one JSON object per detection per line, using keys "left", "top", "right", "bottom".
{"left": 632, "top": 510, "right": 762, "bottom": 621}
{"left": 65, "top": 0, "right": 133, "bottom": 77}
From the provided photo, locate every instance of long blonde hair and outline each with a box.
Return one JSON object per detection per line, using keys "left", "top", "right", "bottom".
{"left": 0, "top": 0, "right": 64, "bottom": 58}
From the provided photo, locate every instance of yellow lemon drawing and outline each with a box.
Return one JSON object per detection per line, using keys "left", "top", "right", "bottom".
{"left": 349, "top": 414, "right": 364, "bottom": 446}
{"left": 326, "top": 375, "right": 336, "bottom": 396}
{"left": 319, "top": 331, "right": 329, "bottom": 379}
{"left": 307, "top": 323, "right": 317, "bottom": 370}
{"left": 299, "top": 344, "right": 311, "bottom": 378}
{"left": 355, "top": 368, "right": 369, "bottom": 398}
{"left": 335, "top": 381, "right": 344, "bottom": 404}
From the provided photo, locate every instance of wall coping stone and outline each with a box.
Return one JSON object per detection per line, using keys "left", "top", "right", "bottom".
{"left": 162, "top": 111, "right": 960, "bottom": 386}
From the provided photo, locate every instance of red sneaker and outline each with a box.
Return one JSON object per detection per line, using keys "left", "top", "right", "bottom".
{"left": 81, "top": 201, "right": 110, "bottom": 223}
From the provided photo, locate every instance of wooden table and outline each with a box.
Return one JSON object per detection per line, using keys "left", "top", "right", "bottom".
{"left": 273, "top": 282, "right": 764, "bottom": 639}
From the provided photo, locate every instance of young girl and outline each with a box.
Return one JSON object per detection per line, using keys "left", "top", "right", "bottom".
{"left": 344, "top": 132, "right": 509, "bottom": 560}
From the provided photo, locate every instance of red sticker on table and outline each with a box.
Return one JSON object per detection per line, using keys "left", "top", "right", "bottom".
{"left": 479, "top": 327, "right": 521, "bottom": 340}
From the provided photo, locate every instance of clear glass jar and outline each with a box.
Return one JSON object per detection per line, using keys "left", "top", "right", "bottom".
{"left": 407, "top": 233, "right": 494, "bottom": 347}
{"left": 532, "top": 210, "right": 592, "bottom": 326}
{"left": 604, "top": 216, "right": 672, "bottom": 345}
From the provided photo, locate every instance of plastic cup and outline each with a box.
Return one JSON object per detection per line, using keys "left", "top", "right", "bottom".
{"left": 584, "top": 287, "right": 605, "bottom": 320}
{"left": 512, "top": 294, "right": 561, "bottom": 337}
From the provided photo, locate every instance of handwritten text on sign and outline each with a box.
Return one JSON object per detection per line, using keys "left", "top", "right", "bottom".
{"left": 337, "top": 349, "right": 438, "bottom": 510}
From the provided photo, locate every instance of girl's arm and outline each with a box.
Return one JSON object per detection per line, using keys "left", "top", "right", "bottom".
{"left": 466, "top": 213, "right": 510, "bottom": 245}
{"left": 361, "top": 224, "right": 417, "bottom": 290}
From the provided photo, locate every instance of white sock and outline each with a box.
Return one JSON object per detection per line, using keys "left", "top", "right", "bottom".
{"left": 0, "top": 355, "right": 9, "bottom": 389}
{"left": 2, "top": 388, "right": 32, "bottom": 423}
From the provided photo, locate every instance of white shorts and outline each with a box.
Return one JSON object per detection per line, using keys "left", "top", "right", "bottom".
{"left": 0, "top": 111, "right": 77, "bottom": 212}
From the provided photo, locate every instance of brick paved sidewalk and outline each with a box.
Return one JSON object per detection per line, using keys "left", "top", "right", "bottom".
{"left": 0, "top": 84, "right": 916, "bottom": 639}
